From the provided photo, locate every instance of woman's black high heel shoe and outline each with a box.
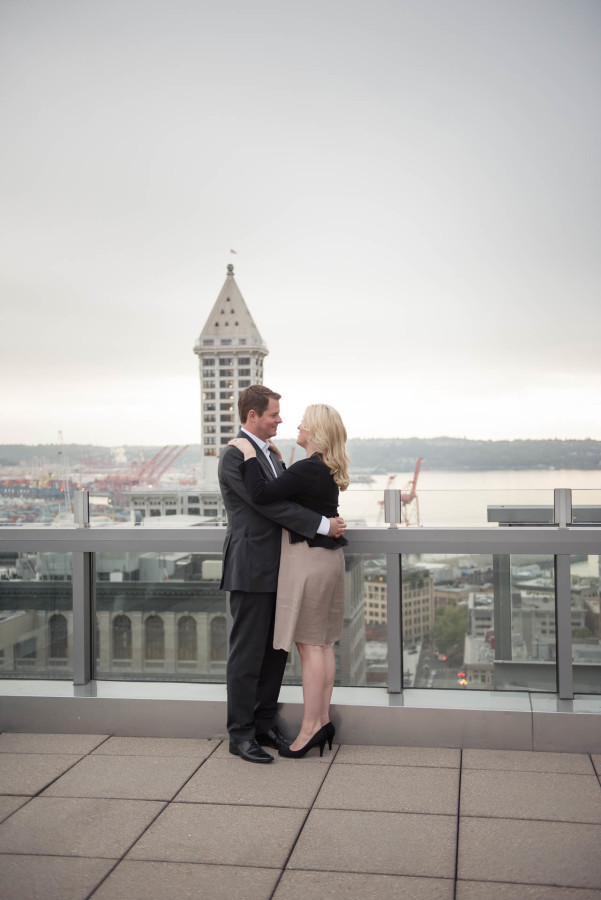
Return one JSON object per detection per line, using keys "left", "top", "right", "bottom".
{"left": 278, "top": 726, "right": 327, "bottom": 758}
{"left": 324, "top": 721, "right": 335, "bottom": 750}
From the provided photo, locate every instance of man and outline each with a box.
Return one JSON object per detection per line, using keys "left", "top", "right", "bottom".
{"left": 218, "top": 384, "right": 345, "bottom": 763}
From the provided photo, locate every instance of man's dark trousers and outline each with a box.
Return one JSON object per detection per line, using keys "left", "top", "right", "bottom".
{"left": 226, "top": 589, "right": 288, "bottom": 742}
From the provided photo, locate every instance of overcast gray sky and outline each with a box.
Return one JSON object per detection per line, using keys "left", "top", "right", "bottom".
{"left": 1, "top": 0, "right": 600, "bottom": 444}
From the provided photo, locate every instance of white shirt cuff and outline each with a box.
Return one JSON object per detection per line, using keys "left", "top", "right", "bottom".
{"left": 316, "top": 515, "right": 330, "bottom": 536}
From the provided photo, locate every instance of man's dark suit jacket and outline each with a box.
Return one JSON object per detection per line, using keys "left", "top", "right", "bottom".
{"left": 218, "top": 431, "right": 323, "bottom": 593}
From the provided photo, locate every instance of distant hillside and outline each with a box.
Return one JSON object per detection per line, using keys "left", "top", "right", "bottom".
{"left": 1, "top": 438, "right": 600, "bottom": 472}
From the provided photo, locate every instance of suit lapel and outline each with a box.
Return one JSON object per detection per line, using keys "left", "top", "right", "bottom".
{"left": 238, "top": 430, "right": 276, "bottom": 481}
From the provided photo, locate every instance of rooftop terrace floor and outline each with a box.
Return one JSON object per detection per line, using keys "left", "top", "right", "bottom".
{"left": 0, "top": 732, "right": 600, "bottom": 899}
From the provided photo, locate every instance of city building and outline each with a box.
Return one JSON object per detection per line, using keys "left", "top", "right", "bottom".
{"left": 127, "top": 264, "right": 266, "bottom": 518}
{"left": 193, "top": 263, "right": 268, "bottom": 488}
{"left": 364, "top": 567, "right": 435, "bottom": 645}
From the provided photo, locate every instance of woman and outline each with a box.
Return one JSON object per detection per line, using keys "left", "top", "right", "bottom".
{"left": 229, "top": 403, "right": 350, "bottom": 758}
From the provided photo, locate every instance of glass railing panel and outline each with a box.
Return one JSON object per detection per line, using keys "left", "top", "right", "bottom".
{"left": 339, "top": 490, "right": 382, "bottom": 527}
{"left": 572, "top": 490, "right": 601, "bottom": 525}
{"left": 0, "top": 551, "right": 73, "bottom": 678}
{"left": 419, "top": 489, "right": 555, "bottom": 527}
{"left": 341, "top": 488, "right": 556, "bottom": 527}
{"left": 400, "top": 552, "right": 557, "bottom": 690}
{"left": 94, "top": 551, "right": 227, "bottom": 681}
{"left": 120, "top": 490, "right": 226, "bottom": 527}
{"left": 0, "top": 494, "right": 72, "bottom": 526}
{"left": 0, "top": 488, "right": 228, "bottom": 528}
{"left": 571, "top": 554, "right": 600, "bottom": 693}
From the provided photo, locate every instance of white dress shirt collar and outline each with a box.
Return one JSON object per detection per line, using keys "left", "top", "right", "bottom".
{"left": 241, "top": 427, "right": 278, "bottom": 476}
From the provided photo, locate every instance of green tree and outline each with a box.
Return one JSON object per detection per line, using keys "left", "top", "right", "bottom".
{"left": 572, "top": 627, "right": 593, "bottom": 640}
{"left": 434, "top": 605, "right": 468, "bottom": 658}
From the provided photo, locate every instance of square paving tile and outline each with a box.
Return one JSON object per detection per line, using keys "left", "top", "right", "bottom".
{"left": 128, "top": 802, "right": 305, "bottom": 868}
{"left": 92, "top": 859, "right": 280, "bottom": 900}
{"left": 461, "top": 769, "right": 601, "bottom": 823}
{"left": 334, "top": 745, "right": 460, "bottom": 768}
{"left": 0, "top": 753, "right": 81, "bottom": 795}
{"left": 0, "top": 732, "right": 108, "bottom": 754}
{"left": 463, "top": 749, "right": 595, "bottom": 775}
{"left": 288, "top": 809, "right": 457, "bottom": 878}
{"left": 41, "top": 754, "right": 201, "bottom": 801}
{"left": 175, "top": 756, "right": 327, "bottom": 807}
{"left": 315, "top": 763, "right": 459, "bottom": 815}
{"left": 456, "top": 882, "right": 601, "bottom": 899}
{"left": 91, "top": 736, "right": 219, "bottom": 759}
{"left": 0, "top": 796, "right": 30, "bottom": 824}
{"left": 0, "top": 854, "right": 113, "bottom": 900}
{"left": 458, "top": 817, "right": 601, "bottom": 889}
{"left": 0, "top": 797, "right": 164, "bottom": 858}
{"left": 274, "top": 870, "right": 455, "bottom": 899}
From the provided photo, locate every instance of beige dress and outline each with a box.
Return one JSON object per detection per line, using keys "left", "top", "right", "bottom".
{"left": 273, "top": 530, "right": 346, "bottom": 652}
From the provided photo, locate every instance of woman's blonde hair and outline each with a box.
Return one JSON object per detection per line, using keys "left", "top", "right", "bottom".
{"left": 303, "top": 404, "right": 350, "bottom": 491}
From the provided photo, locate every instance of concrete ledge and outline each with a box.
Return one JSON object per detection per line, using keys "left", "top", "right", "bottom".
{"left": 1, "top": 682, "right": 600, "bottom": 752}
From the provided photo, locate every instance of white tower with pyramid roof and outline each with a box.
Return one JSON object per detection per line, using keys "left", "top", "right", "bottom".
{"left": 193, "top": 264, "right": 268, "bottom": 487}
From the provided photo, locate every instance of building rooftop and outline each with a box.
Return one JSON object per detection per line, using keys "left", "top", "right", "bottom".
{"left": 194, "top": 263, "right": 267, "bottom": 350}
{"left": 0, "top": 731, "right": 600, "bottom": 897}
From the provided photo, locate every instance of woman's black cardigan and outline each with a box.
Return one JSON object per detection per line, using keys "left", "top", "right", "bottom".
{"left": 242, "top": 454, "right": 347, "bottom": 549}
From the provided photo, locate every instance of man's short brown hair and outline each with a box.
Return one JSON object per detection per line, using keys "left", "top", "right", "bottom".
{"left": 238, "top": 385, "right": 281, "bottom": 424}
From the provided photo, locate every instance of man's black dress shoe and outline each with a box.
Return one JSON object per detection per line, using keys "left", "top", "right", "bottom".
{"left": 255, "top": 725, "right": 291, "bottom": 751}
{"left": 229, "top": 739, "right": 274, "bottom": 763}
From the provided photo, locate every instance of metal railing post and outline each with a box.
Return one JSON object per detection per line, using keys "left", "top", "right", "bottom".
{"left": 493, "top": 554, "right": 513, "bottom": 663}
{"left": 384, "top": 489, "right": 401, "bottom": 529}
{"left": 554, "top": 489, "right": 572, "bottom": 529}
{"left": 554, "top": 489, "right": 574, "bottom": 699}
{"left": 73, "top": 491, "right": 93, "bottom": 685}
{"left": 386, "top": 552, "right": 403, "bottom": 693}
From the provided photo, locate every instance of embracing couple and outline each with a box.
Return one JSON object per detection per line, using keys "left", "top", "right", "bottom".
{"left": 218, "top": 384, "right": 349, "bottom": 763}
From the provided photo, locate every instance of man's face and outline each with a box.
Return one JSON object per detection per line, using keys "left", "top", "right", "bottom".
{"left": 248, "top": 398, "right": 282, "bottom": 442}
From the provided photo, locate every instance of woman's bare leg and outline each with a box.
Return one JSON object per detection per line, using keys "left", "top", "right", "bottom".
{"left": 321, "top": 643, "right": 336, "bottom": 725}
{"left": 290, "top": 642, "right": 327, "bottom": 750}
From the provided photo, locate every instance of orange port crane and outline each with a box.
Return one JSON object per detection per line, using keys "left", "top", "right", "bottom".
{"left": 151, "top": 445, "right": 189, "bottom": 482}
{"left": 376, "top": 460, "right": 424, "bottom": 526}
{"left": 400, "top": 457, "right": 424, "bottom": 526}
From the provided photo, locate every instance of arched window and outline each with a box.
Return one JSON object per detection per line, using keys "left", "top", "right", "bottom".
{"left": 49, "top": 614, "right": 68, "bottom": 659}
{"left": 145, "top": 615, "right": 165, "bottom": 660}
{"left": 178, "top": 616, "right": 197, "bottom": 661}
{"left": 210, "top": 615, "right": 227, "bottom": 661}
{"left": 112, "top": 615, "right": 132, "bottom": 660}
